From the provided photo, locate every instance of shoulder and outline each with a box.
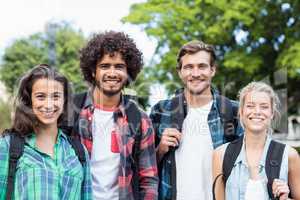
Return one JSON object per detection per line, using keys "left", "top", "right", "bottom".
{"left": 221, "top": 96, "right": 239, "bottom": 108}
{"left": 0, "top": 133, "right": 10, "bottom": 149}
{"left": 213, "top": 143, "right": 230, "bottom": 171}
{"left": 285, "top": 145, "right": 300, "bottom": 176}
{"left": 214, "top": 143, "right": 229, "bottom": 160}
{"left": 229, "top": 99, "right": 239, "bottom": 108}
{"left": 0, "top": 134, "right": 11, "bottom": 162}
{"left": 151, "top": 99, "right": 172, "bottom": 112}
{"left": 287, "top": 146, "right": 300, "bottom": 163}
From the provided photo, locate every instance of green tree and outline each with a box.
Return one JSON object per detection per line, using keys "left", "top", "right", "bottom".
{"left": 0, "top": 99, "right": 12, "bottom": 132}
{"left": 123, "top": 0, "right": 300, "bottom": 114}
{"left": 0, "top": 22, "right": 87, "bottom": 94}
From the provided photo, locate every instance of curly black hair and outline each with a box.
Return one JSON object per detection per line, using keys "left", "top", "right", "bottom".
{"left": 79, "top": 31, "right": 143, "bottom": 86}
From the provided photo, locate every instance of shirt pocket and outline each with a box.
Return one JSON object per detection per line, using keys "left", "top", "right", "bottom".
{"left": 62, "top": 156, "right": 84, "bottom": 179}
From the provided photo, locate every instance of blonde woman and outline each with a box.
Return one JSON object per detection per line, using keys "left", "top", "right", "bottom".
{"left": 212, "top": 82, "right": 300, "bottom": 200}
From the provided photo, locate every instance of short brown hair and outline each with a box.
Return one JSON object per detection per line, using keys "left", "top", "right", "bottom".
{"left": 176, "top": 40, "right": 216, "bottom": 69}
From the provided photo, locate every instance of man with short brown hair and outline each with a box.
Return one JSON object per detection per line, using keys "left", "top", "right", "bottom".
{"left": 150, "top": 40, "right": 243, "bottom": 200}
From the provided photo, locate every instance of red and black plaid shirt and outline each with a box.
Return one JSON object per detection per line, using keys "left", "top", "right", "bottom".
{"left": 74, "top": 92, "right": 158, "bottom": 200}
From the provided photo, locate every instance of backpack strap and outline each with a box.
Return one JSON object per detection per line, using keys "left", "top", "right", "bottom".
{"left": 265, "top": 140, "right": 285, "bottom": 200}
{"left": 170, "top": 92, "right": 187, "bottom": 132}
{"left": 217, "top": 95, "right": 239, "bottom": 142}
{"left": 59, "top": 92, "right": 87, "bottom": 135}
{"left": 67, "top": 135, "right": 86, "bottom": 166}
{"left": 124, "top": 97, "right": 142, "bottom": 200}
{"left": 168, "top": 92, "right": 187, "bottom": 200}
{"left": 7, "top": 134, "right": 25, "bottom": 200}
{"left": 73, "top": 92, "right": 88, "bottom": 125}
{"left": 222, "top": 137, "right": 243, "bottom": 184}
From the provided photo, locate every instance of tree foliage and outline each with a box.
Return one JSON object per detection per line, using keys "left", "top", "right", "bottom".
{"left": 0, "top": 21, "right": 150, "bottom": 108}
{"left": 0, "top": 22, "right": 87, "bottom": 94}
{"left": 123, "top": 0, "right": 300, "bottom": 114}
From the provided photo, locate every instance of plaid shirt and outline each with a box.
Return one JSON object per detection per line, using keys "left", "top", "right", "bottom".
{"left": 150, "top": 88, "right": 244, "bottom": 200}
{"left": 0, "top": 129, "right": 92, "bottom": 200}
{"left": 74, "top": 92, "right": 158, "bottom": 200}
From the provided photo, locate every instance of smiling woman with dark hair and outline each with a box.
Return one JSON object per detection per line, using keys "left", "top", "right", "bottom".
{"left": 0, "top": 64, "right": 92, "bottom": 200}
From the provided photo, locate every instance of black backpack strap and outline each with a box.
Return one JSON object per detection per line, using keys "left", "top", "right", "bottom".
{"left": 7, "top": 134, "right": 25, "bottom": 200}
{"left": 73, "top": 92, "right": 88, "bottom": 125}
{"left": 168, "top": 93, "right": 187, "bottom": 200}
{"left": 170, "top": 93, "right": 187, "bottom": 132}
{"left": 222, "top": 137, "right": 243, "bottom": 184}
{"left": 124, "top": 97, "right": 142, "bottom": 200}
{"left": 217, "top": 95, "right": 238, "bottom": 142}
{"left": 67, "top": 135, "right": 86, "bottom": 166}
{"left": 265, "top": 140, "right": 285, "bottom": 200}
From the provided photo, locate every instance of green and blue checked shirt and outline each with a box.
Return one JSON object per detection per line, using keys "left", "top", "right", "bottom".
{"left": 0, "top": 129, "right": 92, "bottom": 200}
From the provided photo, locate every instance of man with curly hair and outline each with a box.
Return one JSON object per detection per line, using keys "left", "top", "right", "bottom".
{"left": 73, "top": 31, "right": 158, "bottom": 200}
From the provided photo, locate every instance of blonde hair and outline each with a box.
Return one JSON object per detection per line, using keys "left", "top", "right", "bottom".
{"left": 238, "top": 81, "right": 281, "bottom": 130}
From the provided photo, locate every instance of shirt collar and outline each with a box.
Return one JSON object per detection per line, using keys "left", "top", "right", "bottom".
{"left": 84, "top": 89, "right": 127, "bottom": 118}
{"left": 235, "top": 135, "right": 272, "bottom": 168}
{"left": 25, "top": 128, "right": 65, "bottom": 149}
{"left": 176, "top": 85, "right": 219, "bottom": 110}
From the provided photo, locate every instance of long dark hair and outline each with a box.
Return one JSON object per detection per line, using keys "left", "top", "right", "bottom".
{"left": 10, "top": 64, "right": 72, "bottom": 136}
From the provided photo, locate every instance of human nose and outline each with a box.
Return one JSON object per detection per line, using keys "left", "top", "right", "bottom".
{"left": 45, "top": 97, "right": 55, "bottom": 110}
{"left": 191, "top": 67, "right": 201, "bottom": 77}
{"left": 107, "top": 66, "right": 117, "bottom": 74}
{"left": 253, "top": 105, "right": 262, "bottom": 114}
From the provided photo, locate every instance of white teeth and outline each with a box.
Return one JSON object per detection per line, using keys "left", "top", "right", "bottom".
{"left": 250, "top": 118, "right": 263, "bottom": 122}
{"left": 104, "top": 80, "right": 119, "bottom": 83}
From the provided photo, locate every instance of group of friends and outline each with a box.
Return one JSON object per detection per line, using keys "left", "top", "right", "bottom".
{"left": 0, "top": 30, "right": 299, "bottom": 200}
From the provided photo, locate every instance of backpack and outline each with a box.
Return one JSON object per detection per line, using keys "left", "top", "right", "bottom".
{"left": 216, "top": 95, "right": 239, "bottom": 142}
{"left": 169, "top": 92, "right": 240, "bottom": 143}
{"left": 212, "top": 137, "right": 287, "bottom": 200}
{"left": 5, "top": 131, "right": 86, "bottom": 200}
{"left": 172, "top": 88, "right": 240, "bottom": 141}
{"left": 72, "top": 92, "right": 143, "bottom": 200}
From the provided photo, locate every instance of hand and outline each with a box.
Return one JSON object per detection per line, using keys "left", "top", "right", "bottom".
{"left": 272, "top": 179, "right": 290, "bottom": 200}
{"left": 157, "top": 128, "right": 182, "bottom": 158}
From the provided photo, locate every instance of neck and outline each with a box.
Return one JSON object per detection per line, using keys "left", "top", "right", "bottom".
{"left": 93, "top": 87, "right": 121, "bottom": 108}
{"left": 244, "top": 130, "right": 268, "bottom": 150}
{"left": 34, "top": 124, "right": 58, "bottom": 144}
{"left": 184, "top": 87, "right": 213, "bottom": 107}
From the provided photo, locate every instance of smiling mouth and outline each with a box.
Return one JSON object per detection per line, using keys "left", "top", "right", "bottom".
{"left": 189, "top": 79, "right": 205, "bottom": 83}
{"left": 249, "top": 117, "right": 264, "bottom": 122}
{"left": 103, "top": 79, "right": 121, "bottom": 84}
{"left": 39, "top": 110, "right": 59, "bottom": 118}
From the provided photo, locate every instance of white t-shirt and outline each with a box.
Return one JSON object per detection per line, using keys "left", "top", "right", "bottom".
{"left": 175, "top": 101, "right": 214, "bottom": 200}
{"left": 245, "top": 179, "right": 269, "bottom": 200}
{"left": 91, "top": 107, "right": 120, "bottom": 200}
